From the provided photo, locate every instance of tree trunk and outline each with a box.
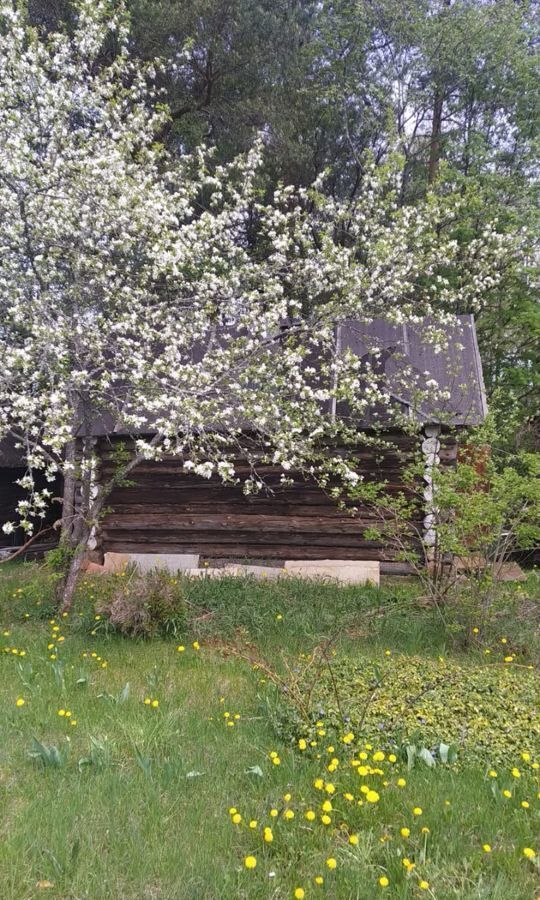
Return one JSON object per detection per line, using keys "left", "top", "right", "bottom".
{"left": 57, "top": 436, "right": 162, "bottom": 612}
{"left": 58, "top": 485, "right": 106, "bottom": 613}
{"left": 59, "top": 539, "right": 88, "bottom": 613}
{"left": 427, "top": 0, "right": 451, "bottom": 184}
{"left": 428, "top": 87, "right": 444, "bottom": 184}
{"left": 60, "top": 440, "right": 77, "bottom": 546}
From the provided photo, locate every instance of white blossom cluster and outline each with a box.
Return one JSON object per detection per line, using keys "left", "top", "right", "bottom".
{"left": 0, "top": 1, "right": 519, "bottom": 538}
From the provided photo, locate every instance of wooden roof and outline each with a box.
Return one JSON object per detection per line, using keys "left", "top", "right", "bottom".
{"left": 0, "top": 315, "right": 486, "bottom": 466}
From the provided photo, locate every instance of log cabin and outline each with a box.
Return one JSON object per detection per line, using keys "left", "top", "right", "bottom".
{"left": 0, "top": 315, "right": 487, "bottom": 569}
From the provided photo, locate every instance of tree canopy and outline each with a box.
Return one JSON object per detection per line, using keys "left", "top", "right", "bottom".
{"left": 29, "top": 0, "right": 538, "bottom": 424}
{"left": 0, "top": 0, "right": 519, "bottom": 606}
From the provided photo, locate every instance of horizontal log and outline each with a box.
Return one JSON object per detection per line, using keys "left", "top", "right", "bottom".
{"left": 97, "top": 432, "right": 419, "bottom": 449}
{"left": 99, "top": 452, "right": 413, "bottom": 468}
{"left": 101, "top": 540, "right": 398, "bottom": 560}
{"left": 103, "top": 501, "right": 364, "bottom": 517}
{"left": 105, "top": 481, "right": 415, "bottom": 502}
{"left": 101, "top": 513, "right": 397, "bottom": 533}
{"left": 380, "top": 561, "right": 416, "bottom": 575}
{"left": 100, "top": 529, "right": 417, "bottom": 550}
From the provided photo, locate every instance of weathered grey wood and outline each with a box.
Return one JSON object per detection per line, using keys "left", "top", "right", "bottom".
{"left": 103, "top": 541, "right": 398, "bottom": 560}
{"left": 94, "top": 434, "right": 432, "bottom": 562}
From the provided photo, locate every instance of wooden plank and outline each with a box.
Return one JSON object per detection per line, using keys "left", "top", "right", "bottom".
{"left": 100, "top": 529, "right": 416, "bottom": 549}
{"left": 105, "top": 481, "right": 415, "bottom": 502}
{"left": 102, "top": 540, "right": 398, "bottom": 560}
{"left": 104, "top": 501, "right": 364, "bottom": 517}
{"left": 101, "top": 513, "right": 396, "bottom": 532}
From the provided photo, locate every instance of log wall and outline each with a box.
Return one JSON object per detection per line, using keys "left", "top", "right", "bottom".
{"left": 98, "top": 434, "right": 430, "bottom": 562}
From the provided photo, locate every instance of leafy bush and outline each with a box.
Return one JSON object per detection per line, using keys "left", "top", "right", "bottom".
{"left": 95, "top": 570, "right": 189, "bottom": 638}
{"left": 351, "top": 434, "right": 540, "bottom": 609}
{"left": 274, "top": 653, "right": 540, "bottom": 765}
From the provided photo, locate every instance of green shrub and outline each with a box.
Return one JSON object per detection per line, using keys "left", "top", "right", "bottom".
{"left": 95, "top": 570, "right": 189, "bottom": 638}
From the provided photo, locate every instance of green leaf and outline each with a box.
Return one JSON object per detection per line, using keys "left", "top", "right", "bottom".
{"left": 405, "top": 744, "right": 417, "bottom": 770}
{"left": 117, "top": 682, "right": 130, "bottom": 705}
{"left": 418, "top": 747, "right": 436, "bottom": 768}
{"left": 438, "top": 742, "right": 450, "bottom": 764}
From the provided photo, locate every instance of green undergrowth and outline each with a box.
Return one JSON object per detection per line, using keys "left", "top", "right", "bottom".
{"left": 273, "top": 653, "right": 540, "bottom": 766}
{"left": 0, "top": 562, "right": 539, "bottom": 898}
{"left": 2, "top": 561, "right": 539, "bottom": 663}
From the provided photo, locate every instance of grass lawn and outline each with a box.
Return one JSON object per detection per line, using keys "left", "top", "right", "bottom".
{"left": 0, "top": 563, "right": 539, "bottom": 899}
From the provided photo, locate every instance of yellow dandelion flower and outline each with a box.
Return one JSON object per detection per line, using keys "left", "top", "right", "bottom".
{"left": 401, "top": 827, "right": 410, "bottom": 838}
{"left": 349, "top": 834, "right": 359, "bottom": 846}
{"left": 232, "top": 814, "right": 242, "bottom": 824}
{"left": 263, "top": 827, "right": 273, "bottom": 843}
{"left": 379, "top": 876, "right": 389, "bottom": 887}
{"left": 294, "top": 890, "right": 305, "bottom": 900}
{"left": 366, "top": 790, "right": 380, "bottom": 803}
{"left": 326, "top": 858, "right": 337, "bottom": 870}
{"left": 523, "top": 848, "right": 536, "bottom": 860}
{"left": 413, "top": 807, "right": 422, "bottom": 816}
{"left": 314, "top": 875, "right": 324, "bottom": 885}
{"left": 397, "top": 778, "right": 407, "bottom": 788}
{"left": 482, "top": 844, "right": 492, "bottom": 853}
{"left": 321, "top": 814, "right": 331, "bottom": 825}
{"left": 192, "top": 640, "right": 200, "bottom": 650}
{"left": 244, "top": 855, "right": 257, "bottom": 869}
{"left": 305, "top": 810, "right": 316, "bottom": 821}
{"left": 298, "top": 739, "right": 307, "bottom": 750}
{"left": 419, "top": 881, "right": 429, "bottom": 891}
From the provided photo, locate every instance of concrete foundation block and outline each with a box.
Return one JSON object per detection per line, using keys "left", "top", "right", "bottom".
{"left": 284, "top": 559, "right": 380, "bottom": 586}
{"left": 126, "top": 553, "right": 200, "bottom": 573}
{"left": 102, "top": 552, "right": 199, "bottom": 574}
{"left": 222, "top": 564, "right": 284, "bottom": 579}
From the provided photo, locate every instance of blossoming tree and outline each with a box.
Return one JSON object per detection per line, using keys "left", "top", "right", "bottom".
{"left": 0, "top": 0, "right": 517, "bottom": 609}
